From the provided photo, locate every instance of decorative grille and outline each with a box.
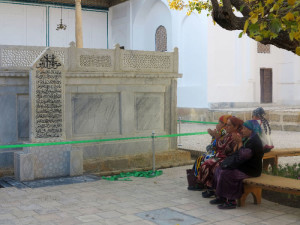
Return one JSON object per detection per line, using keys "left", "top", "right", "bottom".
{"left": 155, "top": 25, "right": 167, "bottom": 52}
{"left": 257, "top": 42, "right": 270, "bottom": 53}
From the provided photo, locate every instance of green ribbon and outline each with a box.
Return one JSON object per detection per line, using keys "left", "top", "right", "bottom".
{"left": 178, "top": 120, "right": 218, "bottom": 124}
{"left": 101, "top": 170, "right": 163, "bottom": 181}
{"left": 0, "top": 131, "right": 209, "bottom": 149}
{"left": 156, "top": 131, "right": 208, "bottom": 138}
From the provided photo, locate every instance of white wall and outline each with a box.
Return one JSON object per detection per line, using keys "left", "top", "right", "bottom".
{"left": 0, "top": 3, "right": 46, "bottom": 46}
{"left": 177, "top": 13, "right": 208, "bottom": 108}
{"left": 109, "top": 2, "right": 131, "bottom": 49}
{"left": 207, "top": 22, "right": 256, "bottom": 104}
{"left": 0, "top": 2, "right": 108, "bottom": 49}
{"left": 132, "top": 0, "right": 172, "bottom": 51}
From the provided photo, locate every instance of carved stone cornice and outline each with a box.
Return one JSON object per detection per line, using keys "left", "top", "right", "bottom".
{"left": 66, "top": 72, "right": 182, "bottom": 78}
{"left": 0, "top": 71, "right": 29, "bottom": 77}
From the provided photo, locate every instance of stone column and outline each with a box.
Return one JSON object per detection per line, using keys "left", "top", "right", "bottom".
{"left": 75, "top": 0, "right": 83, "bottom": 48}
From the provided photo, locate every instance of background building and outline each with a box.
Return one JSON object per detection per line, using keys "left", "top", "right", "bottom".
{"left": 1, "top": 0, "right": 300, "bottom": 108}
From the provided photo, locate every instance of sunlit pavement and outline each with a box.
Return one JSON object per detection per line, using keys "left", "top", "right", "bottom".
{"left": 0, "top": 165, "right": 299, "bottom": 225}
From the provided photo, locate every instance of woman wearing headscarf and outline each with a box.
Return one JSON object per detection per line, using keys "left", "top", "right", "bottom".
{"left": 211, "top": 120, "right": 264, "bottom": 209}
{"left": 252, "top": 107, "right": 274, "bottom": 153}
{"left": 186, "top": 115, "right": 231, "bottom": 191}
{"left": 200, "top": 116, "right": 244, "bottom": 198}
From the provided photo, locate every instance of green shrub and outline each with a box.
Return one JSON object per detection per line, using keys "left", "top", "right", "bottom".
{"left": 263, "top": 163, "right": 300, "bottom": 180}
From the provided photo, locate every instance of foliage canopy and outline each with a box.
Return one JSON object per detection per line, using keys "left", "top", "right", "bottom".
{"left": 168, "top": 0, "right": 300, "bottom": 55}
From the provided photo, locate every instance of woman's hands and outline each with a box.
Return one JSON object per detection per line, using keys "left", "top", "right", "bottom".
{"left": 207, "top": 128, "right": 215, "bottom": 137}
{"left": 232, "top": 132, "right": 243, "bottom": 150}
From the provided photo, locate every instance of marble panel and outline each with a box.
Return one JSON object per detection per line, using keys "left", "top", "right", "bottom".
{"left": 78, "top": 138, "right": 169, "bottom": 160}
{"left": 0, "top": 93, "right": 17, "bottom": 144}
{"left": 72, "top": 93, "right": 120, "bottom": 135}
{"left": 17, "top": 95, "right": 29, "bottom": 139}
{"left": 135, "top": 93, "right": 164, "bottom": 131}
{"left": 0, "top": 152, "right": 14, "bottom": 168}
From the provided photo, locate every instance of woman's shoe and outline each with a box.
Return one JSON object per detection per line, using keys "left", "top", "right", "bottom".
{"left": 217, "top": 200, "right": 237, "bottom": 209}
{"left": 202, "top": 190, "right": 215, "bottom": 198}
{"left": 187, "top": 185, "right": 203, "bottom": 191}
{"left": 209, "top": 198, "right": 225, "bottom": 205}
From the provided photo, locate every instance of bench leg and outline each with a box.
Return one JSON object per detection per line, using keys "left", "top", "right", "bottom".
{"left": 238, "top": 185, "right": 262, "bottom": 207}
{"left": 263, "top": 158, "right": 276, "bottom": 171}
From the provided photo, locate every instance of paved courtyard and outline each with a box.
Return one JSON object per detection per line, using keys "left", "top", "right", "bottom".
{"left": 0, "top": 123, "right": 299, "bottom": 225}
{"left": 0, "top": 164, "right": 299, "bottom": 225}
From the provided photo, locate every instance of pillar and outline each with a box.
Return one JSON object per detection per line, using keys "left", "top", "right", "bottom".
{"left": 75, "top": 0, "right": 83, "bottom": 48}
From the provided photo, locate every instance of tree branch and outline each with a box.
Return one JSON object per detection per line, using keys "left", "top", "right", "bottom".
{"left": 230, "top": 0, "right": 251, "bottom": 17}
{"left": 211, "top": 0, "right": 247, "bottom": 30}
{"left": 261, "top": 31, "right": 299, "bottom": 53}
{"left": 209, "top": 0, "right": 299, "bottom": 54}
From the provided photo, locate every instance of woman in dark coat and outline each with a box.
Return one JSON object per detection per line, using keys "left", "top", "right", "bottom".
{"left": 211, "top": 120, "right": 264, "bottom": 209}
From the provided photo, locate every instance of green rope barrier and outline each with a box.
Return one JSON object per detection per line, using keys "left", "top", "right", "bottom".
{"left": 0, "top": 131, "right": 209, "bottom": 149}
{"left": 101, "top": 170, "right": 163, "bottom": 181}
{"left": 0, "top": 136, "right": 151, "bottom": 149}
{"left": 178, "top": 120, "right": 218, "bottom": 124}
{"left": 156, "top": 131, "right": 208, "bottom": 138}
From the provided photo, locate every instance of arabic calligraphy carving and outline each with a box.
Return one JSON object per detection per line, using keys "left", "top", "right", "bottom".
{"left": 36, "top": 54, "right": 62, "bottom": 69}
{"left": 34, "top": 53, "right": 63, "bottom": 139}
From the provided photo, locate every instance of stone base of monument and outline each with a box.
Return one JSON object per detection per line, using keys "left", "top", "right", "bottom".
{"left": 83, "top": 149, "right": 192, "bottom": 175}
{"left": 14, "top": 145, "right": 83, "bottom": 181}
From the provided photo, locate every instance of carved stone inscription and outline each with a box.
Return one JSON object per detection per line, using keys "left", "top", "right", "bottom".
{"left": 34, "top": 54, "right": 63, "bottom": 139}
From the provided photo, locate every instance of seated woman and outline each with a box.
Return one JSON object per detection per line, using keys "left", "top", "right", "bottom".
{"left": 252, "top": 107, "right": 274, "bottom": 153}
{"left": 211, "top": 120, "right": 264, "bottom": 209}
{"left": 187, "top": 115, "right": 231, "bottom": 190}
{"left": 200, "top": 116, "right": 244, "bottom": 197}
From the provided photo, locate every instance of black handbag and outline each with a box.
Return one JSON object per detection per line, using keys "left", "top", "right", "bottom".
{"left": 220, "top": 152, "right": 240, "bottom": 169}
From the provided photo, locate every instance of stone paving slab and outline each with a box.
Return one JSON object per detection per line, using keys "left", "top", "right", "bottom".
{"left": 0, "top": 175, "right": 100, "bottom": 189}
{"left": 0, "top": 165, "right": 299, "bottom": 225}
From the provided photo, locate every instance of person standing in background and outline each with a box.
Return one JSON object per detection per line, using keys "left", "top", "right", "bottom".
{"left": 252, "top": 107, "right": 274, "bottom": 153}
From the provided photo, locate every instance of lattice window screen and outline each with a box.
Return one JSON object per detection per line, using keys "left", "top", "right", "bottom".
{"left": 257, "top": 42, "right": 270, "bottom": 53}
{"left": 155, "top": 26, "right": 167, "bottom": 52}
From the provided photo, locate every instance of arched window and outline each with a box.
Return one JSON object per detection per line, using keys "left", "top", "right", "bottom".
{"left": 155, "top": 25, "right": 167, "bottom": 52}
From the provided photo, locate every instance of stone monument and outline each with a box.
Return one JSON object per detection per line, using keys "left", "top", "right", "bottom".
{"left": 14, "top": 48, "right": 83, "bottom": 181}
{"left": 0, "top": 44, "right": 187, "bottom": 178}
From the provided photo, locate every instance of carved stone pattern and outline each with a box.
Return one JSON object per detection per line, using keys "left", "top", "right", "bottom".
{"left": 257, "top": 43, "right": 270, "bottom": 53}
{"left": 79, "top": 55, "right": 112, "bottom": 67}
{"left": 1, "top": 49, "right": 43, "bottom": 67}
{"left": 53, "top": 51, "right": 65, "bottom": 64}
{"left": 123, "top": 54, "right": 171, "bottom": 69}
{"left": 1, "top": 49, "right": 65, "bottom": 67}
{"left": 155, "top": 25, "right": 167, "bottom": 52}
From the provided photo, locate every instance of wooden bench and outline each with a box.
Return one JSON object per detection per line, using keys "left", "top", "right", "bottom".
{"left": 238, "top": 173, "right": 300, "bottom": 207}
{"left": 263, "top": 148, "right": 300, "bottom": 170}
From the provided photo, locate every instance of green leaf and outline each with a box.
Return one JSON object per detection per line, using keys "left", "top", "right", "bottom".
{"left": 239, "top": 5, "right": 245, "bottom": 12}
{"left": 296, "top": 47, "right": 300, "bottom": 56}
{"left": 270, "top": 19, "right": 282, "bottom": 33}
{"left": 238, "top": 32, "right": 243, "bottom": 38}
{"left": 249, "top": 23, "right": 260, "bottom": 33}
{"left": 243, "top": 19, "right": 249, "bottom": 33}
{"left": 255, "top": 36, "right": 263, "bottom": 42}
{"left": 250, "top": 15, "right": 258, "bottom": 24}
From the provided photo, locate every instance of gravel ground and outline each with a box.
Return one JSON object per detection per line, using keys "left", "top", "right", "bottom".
{"left": 177, "top": 123, "right": 300, "bottom": 166}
